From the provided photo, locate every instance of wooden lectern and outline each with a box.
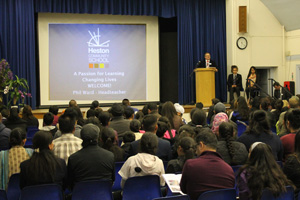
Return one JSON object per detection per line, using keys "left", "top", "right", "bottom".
{"left": 194, "top": 68, "right": 215, "bottom": 106}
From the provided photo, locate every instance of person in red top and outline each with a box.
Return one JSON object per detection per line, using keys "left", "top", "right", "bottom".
{"left": 180, "top": 128, "right": 235, "bottom": 200}
{"left": 280, "top": 109, "right": 300, "bottom": 160}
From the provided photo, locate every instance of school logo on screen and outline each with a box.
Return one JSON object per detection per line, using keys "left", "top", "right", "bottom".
{"left": 87, "top": 28, "right": 110, "bottom": 68}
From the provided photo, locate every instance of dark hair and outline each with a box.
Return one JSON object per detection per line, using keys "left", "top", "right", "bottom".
{"left": 158, "top": 116, "right": 173, "bottom": 139}
{"left": 148, "top": 103, "right": 158, "bottom": 111}
{"left": 141, "top": 104, "right": 149, "bottom": 116}
{"left": 238, "top": 143, "right": 293, "bottom": 199}
{"left": 294, "top": 130, "right": 300, "bottom": 153}
{"left": 123, "top": 131, "right": 135, "bottom": 143}
{"left": 142, "top": 114, "right": 157, "bottom": 132}
{"left": 249, "top": 96, "right": 261, "bottom": 111}
{"left": 195, "top": 128, "right": 217, "bottom": 149}
{"left": 69, "top": 99, "right": 77, "bottom": 107}
{"left": 124, "top": 107, "right": 134, "bottom": 119}
{"left": 122, "top": 98, "right": 130, "bottom": 106}
{"left": 1, "top": 108, "right": 9, "bottom": 118}
{"left": 161, "top": 101, "right": 177, "bottom": 129}
{"left": 189, "top": 108, "right": 199, "bottom": 122}
{"left": 178, "top": 125, "right": 196, "bottom": 137}
{"left": 90, "top": 100, "right": 99, "bottom": 109}
{"left": 64, "top": 107, "right": 78, "bottom": 120}
{"left": 247, "top": 66, "right": 256, "bottom": 77}
{"left": 43, "top": 112, "right": 54, "bottom": 126}
{"left": 49, "top": 105, "right": 59, "bottom": 115}
{"left": 178, "top": 137, "right": 196, "bottom": 163}
{"left": 9, "top": 128, "right": 27, "bottom": 146}
{"left": 219, "top": 122, "right": 237, "bottom": 165}
{"left": 274, "top": 100, "right": 283, "bottom": 112}
{"left": 8, "top": 108, "right": 20, "bottom": 121}
{"left": 139, "top": 133, "right": 158, "bottom": 155}
{"left": 286, "top": 109, "right": 300, "bottom": 130}
{"left": 231, "top": 65, "right": 238, "bottom": 72}
{"left": 110, "top": 103, "right": 124, "bottom": 117}
{"left": 98, "top": 111, "right": 111, "bottom": 127}
{"left": 101, "top": 127, "right": 116, "bottom": 150}
{"left": 260, "top": 97, "right": 270, "bottom": 111}
{"left": 135, "top": 111, "right": 144, "bottom": 123}
{"left": 58, "top": 114, "right": 76, "bottom": 134}
{"left": 245, "top": 110, "right": 271, "bottom": 135}
{"left": 72, "top": 106, "right": 85, "bottom": 126}
{"left": 86, "top": 109, "right": 96, "bottom": 118}
{"left": 212, "top": 98, "right": 220, "bottom": 105}
{"left": 27, "top": 131, "right": 61, "bottom": 185}
{"left": 130, "top": 119, "right": 141, "bottom": 132}
{"left": 236, "top": 96, "right": 249, "bottom": 121}
{"left": 85, "top": 117, "right": 102, "bottom": 130}
{"left": 156, "top": 121, "right": 168, "bottom": 138}
{"left": 273, "top": 82, "right": 280, "bottom": 87}
{"left": 196, "top": 102, "right": 203, "bottom": 109}
{"left": 192, "top": 109, "right": 207, "bottom": 126}
{"left": 22, "top": 105, "right": 34, "bottom": 120}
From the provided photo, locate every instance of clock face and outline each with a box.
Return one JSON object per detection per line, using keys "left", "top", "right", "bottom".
{"left": 237, "top": 37, "right": 248, "bottom": 50}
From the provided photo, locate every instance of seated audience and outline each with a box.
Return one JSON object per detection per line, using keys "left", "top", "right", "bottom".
{"left": 238, "top": 142, "right": 293, "bottom": 200}
{"left": 40, "top": 112, "right": 58, "bottom": 136}
{"left": 124, "top": 107, "right": 134, "bottom": 120}
{"left": 129, "top": 114, "right": 172, "bottom": 161}
{"left": 207, "top": 98, "right": 220, "bottom": 124}
{"left": 280, "top": 109, "right": 300, "bottom": 160}
{"left": 98, "top": 111, "right": 111, "bottom": 127}
{"left": 49, "top": 105, "right": 59, "bottom": 126}
{"left": 187, "top": 109, "right": 207, "bottom": 129}
{"left": 54, "top": 108, "right": 82, "bottom": 139}
{"left": 210, "top": 102, "right": 226, "bottom": 124}
{"left": 130, "top": 119, "right": 143, "bottom": 140}
{"left": 4, "top": 107, "right": 27, "bottom": 131}
{"left": 238, "top": 110, "right": 283, "bottom": 161}
{"left": 195, "top": 102, "right": 204, "bottom": 110}
{"left": 53, "top": 113, "right": 82, "bottom": 163}
{"left": 0, "top": 109, "right": 9, "bottom": 123}
{"left": 20, "top": 131, "right": 67, "bottom": 189}
{"left": 174, "top": 103, "right": 186, "bottom": 124}
{"left": 90, "top": 100, "right": 100, "bottom": 110}
{"left": 135, "top": 111, "right": 144, "bottom": 123}
{"left": 86, "top": 109, "right": 96, "bottom": 118}
{"left": 211, "top": 112, "right": 228, "bottom": 135}
{"left": 159, "top": 116, "right": 176, "bottom": 142}
{"left": 73, "top": 106, "right": 85, "bottom": 127}
{"left": 119, "top": 133, "right": 165, "bottom": 188}
{"left": 161, "top": 101, "right": 184, "bottom": 131}
{"left": 260, "top": 97, "right": 276, "bottom": 128}
{"left": 100, "top": 127, "right": 125, "bottom": 162}
{"left": 67, "top": 124, "right": 115, "bottom": 189}
{"left": 248, "top": 96, "right": 260, "bottom": 113}
{"left": 21, "top": 105, "right": 39, "bottom": 128}
{"left": 283, "top": 130, "right": 300, "bottom": 198}
{"left": 166, "top": 137, "right": 196, "bottom": 173}
{"left": 122, "top": 98, "right": 139, "bottom": 113}
{"left": 216, "top": 122, "right": 248, "bottom": 165}
{"left": 0, "top": 113, "right": 11, "bottom": 150}
{"left": 108, "top": 103, "right": 131, "bottom": 139}
{"left": 121, "top": 131, "right": 135, "bottom": 157}
{"left": 230, "top": 96, "right": 249, "bottom": 123}
{"left": 0, "top": 128, "right": 33, "bottom": 189}
{"left": 271, "top": 99, "right": 283, "bottom": 123}
{"left": 180, "top": 128, "right": 235, "bottom": 200}
{"left": 148, "top": 102, "right": 161, "bottom": 119}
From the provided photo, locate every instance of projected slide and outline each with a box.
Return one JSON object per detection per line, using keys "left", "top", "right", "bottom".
{"left": 49, "top": 24, "right": 146, "bottom": 100}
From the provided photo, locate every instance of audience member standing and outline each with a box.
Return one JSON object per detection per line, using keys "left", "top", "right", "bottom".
{"left": 238, "top": 110, "right": 283, "bottom": 161}
{"left": 53, "top": 114, "right": 82, "bottom": 164}
{"left": 0, "top": 128, "right": 33, "bottom": 189}
{"left": 238, "top": 142, "right": 293, "bottom": 200}
{"left": 0, "top": 113, "right": 11, "bottom": 150}
{"left": 180, "top": 128, "right": 235, "bottom": 200}
{"left": 21, "top": 105, "right": 39, "bottom": 127}
{"left": 20, "top": 131, "right": 67, "bottom": 189}
{"left": 119, "top": 133, "right": 165, "bottom": 188}
{"left": 216, "top": 122, "right": 248, "bottom": 165}
{"left": 67, "top": 124, "right": 115, "bottom": 189}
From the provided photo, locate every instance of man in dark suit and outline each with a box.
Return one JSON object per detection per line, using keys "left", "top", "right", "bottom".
{"left": 198, "top": 52, "right": 218, "bottom": 72}
{"left": 128, "top": 114, "right": 172, "bottom": 161}
{"left": 227, "top": 65, "right": 243, "bottom": 102}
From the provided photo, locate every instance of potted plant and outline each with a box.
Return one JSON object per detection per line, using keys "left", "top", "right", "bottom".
{"left": 8, "top": 75, "right": 30, "bottom": 106}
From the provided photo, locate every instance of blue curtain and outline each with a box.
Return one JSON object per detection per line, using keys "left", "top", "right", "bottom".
{"left": 0, "top": 0, "right": 36, "bottom": 108}
{"left": 0, "top": 0, "right": 227, "bottom": 108}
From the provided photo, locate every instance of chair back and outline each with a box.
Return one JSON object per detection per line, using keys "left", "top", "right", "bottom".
{"left": 24, "top": 127, "right": 39, "bottom": 148}
{"left": 261, "top": 186, "right": 294, "bottom": 200}
{"left": 123, "top": 175, "right": 162, "bottom": 200}
{"left": 72, "top": 180, "right": 113, "bottom": 200}
{"left": 7, "top": 173, "right": 20, "bottom": 200}
{"left": 197, "top": 188, "right": 236, "bottom": 200}
{"left": 236, "top": 120, "right": 247, "bottom": 137}
{"left": 0, "top": 190, "right": 7, "bottom": 200}
{"left": 112, "top": 162, "right": 124, "bottom": 191}
{"left": 20, "top": 184, "right": 63, "bottom": 200}
{"left": 153, "top": 195, "right": 190, "bottom": 200}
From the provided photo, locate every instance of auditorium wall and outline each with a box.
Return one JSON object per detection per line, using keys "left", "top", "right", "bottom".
{"left": 226, "top": 0, "right": 296, "bottom": 93}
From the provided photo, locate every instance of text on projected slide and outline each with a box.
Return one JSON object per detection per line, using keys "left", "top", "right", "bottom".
{"left": 49, "top": 24, "right": 146, "bottom": 101}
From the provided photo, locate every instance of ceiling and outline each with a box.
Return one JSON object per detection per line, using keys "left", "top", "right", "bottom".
{"left": 261, "top": 0, "right": 300, "bottom": 31}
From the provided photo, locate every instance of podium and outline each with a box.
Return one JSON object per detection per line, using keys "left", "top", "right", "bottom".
{"left": 194, "top": 68, "right": 215, "bottom": 105}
